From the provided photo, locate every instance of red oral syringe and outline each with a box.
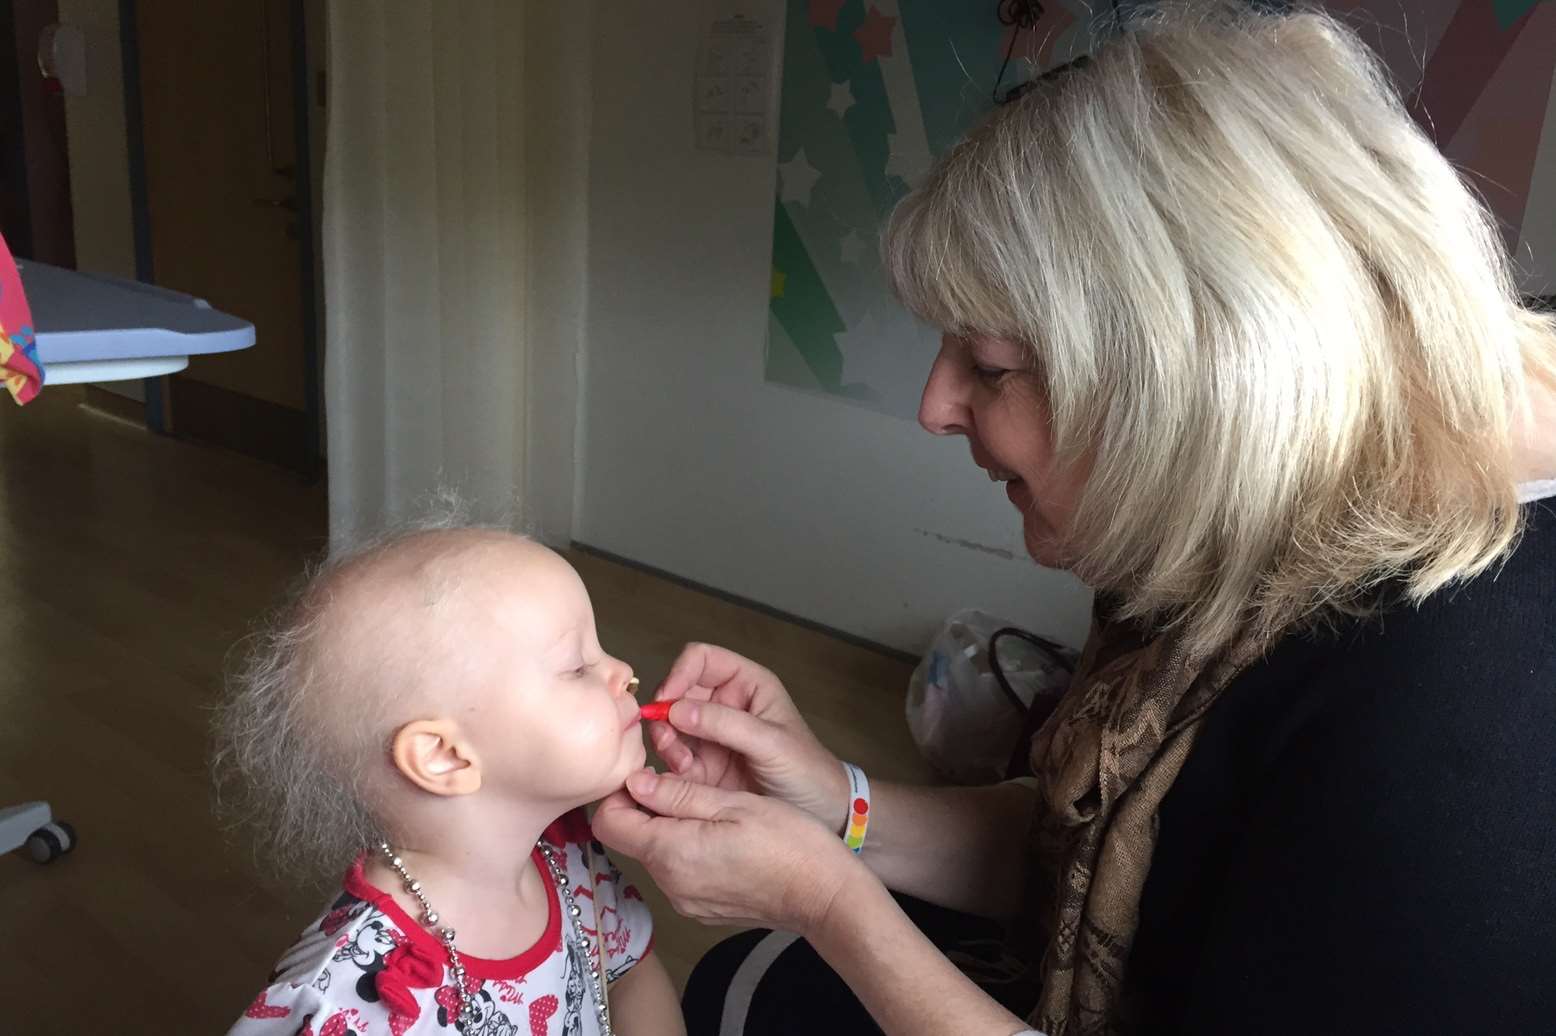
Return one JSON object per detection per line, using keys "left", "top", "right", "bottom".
{"left": 639, "top": 701, "right": 673, "bottom": 722}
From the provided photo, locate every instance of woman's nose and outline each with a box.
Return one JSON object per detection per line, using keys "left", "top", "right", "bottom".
{"left": 919, "top": 354, "right": 971, "bottom": 437}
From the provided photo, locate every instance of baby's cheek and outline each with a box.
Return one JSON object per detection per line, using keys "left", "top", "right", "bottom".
{"left": 554, "top": 697, "right": 622, "bottom": 757}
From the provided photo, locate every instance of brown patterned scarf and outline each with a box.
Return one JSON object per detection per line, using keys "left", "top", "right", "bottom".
{"left": 1021, "top": 603, "right": 1269, "bottom": 1035}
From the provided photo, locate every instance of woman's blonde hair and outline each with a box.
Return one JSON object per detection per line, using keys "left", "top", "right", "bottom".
{"left": 884, "top": 3, "right": 1556, "bottom": 654}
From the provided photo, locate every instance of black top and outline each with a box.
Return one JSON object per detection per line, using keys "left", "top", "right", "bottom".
{"left": 1129, "top": 500, "right": 1556, "bottom": 1034}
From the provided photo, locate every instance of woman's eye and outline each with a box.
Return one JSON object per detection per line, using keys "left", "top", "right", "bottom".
{"left": 973, "top": 365, "right": 1010, "bottom": 383}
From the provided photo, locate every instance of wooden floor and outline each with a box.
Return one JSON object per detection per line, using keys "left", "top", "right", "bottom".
{"left": 0, "top": 387, "right": 933, "bottom": 1033}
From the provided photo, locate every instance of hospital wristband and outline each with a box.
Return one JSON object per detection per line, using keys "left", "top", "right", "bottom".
{"left": 841, "top": 762, "right": 871, "bottom": 854}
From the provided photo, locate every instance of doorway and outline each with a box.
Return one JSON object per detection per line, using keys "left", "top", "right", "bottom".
{"left": 130, "top": 0, "right": 321, "bottom": 477}
{"left": 0, "top": 0, "right": 76, "bottom": 268}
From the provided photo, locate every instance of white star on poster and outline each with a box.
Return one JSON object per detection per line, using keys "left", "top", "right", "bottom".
{"left": 835, "top": 306, "right": 939, "bottom": 417}
{"left": 779, "top": 148, "right": 822, "bottom": 206}
{"left": 826, "top": 81, "right": 855, "bottom": 118}
{"left": 884, "top": 132, "right": 931, "bottom": 185}
{"left": 834, "top": 310, "right": 882, "bottom": 388}
{"left": 840, "top": 230, "right": 866, "bottom": 264}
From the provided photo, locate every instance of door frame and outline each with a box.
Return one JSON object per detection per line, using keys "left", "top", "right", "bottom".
{"left": 119, "top": 0, "right": 322, "bottom": 475}
{"left": 1, "top": 0, "right": 76, "bottom": 268}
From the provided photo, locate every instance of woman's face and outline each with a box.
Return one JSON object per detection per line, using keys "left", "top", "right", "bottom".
{"left": 918, "top": 332, "right": 1088, "bottom": 568}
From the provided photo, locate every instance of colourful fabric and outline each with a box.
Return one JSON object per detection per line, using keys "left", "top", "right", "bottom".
{"left": 0, "top": 233, "right": 43, "bottom": 405}
{"left": 226, "top": 809, "right": 655, "bottom": 1036}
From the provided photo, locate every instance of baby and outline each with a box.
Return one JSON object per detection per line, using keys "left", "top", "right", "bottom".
{"left": 215, "top": 526, "right": 683, "bottom": 1036}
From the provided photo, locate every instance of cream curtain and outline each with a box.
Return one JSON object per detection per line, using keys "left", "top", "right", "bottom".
{"left": 323, "top": 1, "right": 529, "bottom": 548}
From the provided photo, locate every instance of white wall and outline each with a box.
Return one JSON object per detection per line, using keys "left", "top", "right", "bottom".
{"left": 577, "top": 0, "right": 1091, "bottom": 655}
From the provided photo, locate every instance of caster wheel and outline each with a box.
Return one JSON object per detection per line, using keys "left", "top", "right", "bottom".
{"left": 25, "top": 820, "right": 76, "bottom": 863}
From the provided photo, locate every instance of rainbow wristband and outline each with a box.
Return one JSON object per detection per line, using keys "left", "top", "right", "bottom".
{"left": 842, "top": 762, "right": 871, "bottom": 854}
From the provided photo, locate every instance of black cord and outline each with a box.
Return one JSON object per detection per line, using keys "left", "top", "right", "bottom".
{"left": 987, "top": 626, "right": 1075, "bottom": 716}
{"left": 993, "top": 0, "right": 1044, "bottom": 104}
{"left": 991, "top": 625, "right": 1078, "bottom": 780}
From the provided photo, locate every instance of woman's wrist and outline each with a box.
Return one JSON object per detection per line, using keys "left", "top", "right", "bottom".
{"left": 802, "top": 848, "right": 883, "bottom": 945}
{"left": 803, "top": 858, "right": 1029, "bottom": 1036}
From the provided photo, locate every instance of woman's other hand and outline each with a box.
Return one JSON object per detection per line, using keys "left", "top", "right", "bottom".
{"left": 649, "top": 643, "right": 850, "bottom": 831}
{"left": 592, "top": 769, "right": 861, "bottom": 937}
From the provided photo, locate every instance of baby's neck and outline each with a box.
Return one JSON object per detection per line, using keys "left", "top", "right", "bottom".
{"left": 364, "top": 807, "right": 561, "bottom": 960}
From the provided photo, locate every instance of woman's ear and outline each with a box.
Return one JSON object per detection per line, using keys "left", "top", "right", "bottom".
{"left": 390, "top": 719, "right": 482, "bottom": 796}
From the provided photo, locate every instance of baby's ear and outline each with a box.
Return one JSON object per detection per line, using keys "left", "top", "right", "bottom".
{"left": 390, "top": 719, "right": 482, "bottom": 796}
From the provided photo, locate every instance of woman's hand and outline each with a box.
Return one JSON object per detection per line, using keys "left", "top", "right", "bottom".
{"left": 649, "top": 643, "right": 850, "bottom": 831}
{"left": 592, "top": 768, "right": 862, "bottom": 937}
{"left": 649, "top": 645, "right": 1040, "bottom": 921}
{"left": 594, "top": 772, "right": 1032, "bottom": 1036}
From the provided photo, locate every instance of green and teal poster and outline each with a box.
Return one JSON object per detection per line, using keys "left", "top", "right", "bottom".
{"left": 766, "top": 0, "right": 1556, "bottom": 418}
{"left": 764, "top": 0, "right": 1084, "bottom": 418}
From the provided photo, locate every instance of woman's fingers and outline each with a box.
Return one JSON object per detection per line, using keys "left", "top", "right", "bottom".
{"left": 652, "top": 722, "right": 707, "bottom": 779}
{"left": 649, "top": 718, "right": 682, "bottom": 756}
{"left": 625, "top": 769, "right": 744, "bottom": 821}
{"left": 657, "top": 642, "right": 739, "bottom": 696}
{"left": 649, "top": 711, "right": 724, "bottom": 781}
{"left": 591, "top": 786, "right": 656, "bottom": 858}
{"left": 649, "top": 715, "right": 694, "bottom": 760}
{"left": 666, "top": 699, "right": 778, "bottom": 763}
{"left": 656, "top": 642, "right": 768, "bottom": 707}
{"left": 602, "top": 783, "right": 861, "bottom": 936}
{"left": 651, "top": 699, "right": 763, "bottom": 765}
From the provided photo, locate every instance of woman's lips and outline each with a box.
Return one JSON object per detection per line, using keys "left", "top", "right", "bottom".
{"left": 972, "top": 452, "right": 1026, "bottom": 507}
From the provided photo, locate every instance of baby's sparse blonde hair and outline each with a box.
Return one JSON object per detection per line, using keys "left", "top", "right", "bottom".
{"left": 884, "top": 3, "right": 1556, "bottom": 654}
{"left": 211, "top": 497, "right": 521, "bottom": 882}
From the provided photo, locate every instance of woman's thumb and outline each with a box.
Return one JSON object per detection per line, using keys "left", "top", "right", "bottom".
{"left": 626, "top": 768, "right": 742, "bottom": 820}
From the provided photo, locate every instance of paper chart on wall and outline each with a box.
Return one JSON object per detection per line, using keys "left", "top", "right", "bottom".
{"left": 696, "top": 14, "right": 775, "bottom": 156}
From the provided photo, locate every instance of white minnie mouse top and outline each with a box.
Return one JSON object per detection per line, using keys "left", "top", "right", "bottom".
{"left": 227, "top": 809, "right": 654, "bottom": 1036}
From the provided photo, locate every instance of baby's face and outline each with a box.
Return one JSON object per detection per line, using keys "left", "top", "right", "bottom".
{"left": 460, "top": 542, "right": 646, "bottom": 808}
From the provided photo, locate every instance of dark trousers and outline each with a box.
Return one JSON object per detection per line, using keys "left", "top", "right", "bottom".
{"left": 681, "top": 895, "right": 1038, "bottom": 1035}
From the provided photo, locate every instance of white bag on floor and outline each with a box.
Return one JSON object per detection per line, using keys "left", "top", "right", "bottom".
{"left": 905, "top": 609, "right": 1076, "bottom": 785}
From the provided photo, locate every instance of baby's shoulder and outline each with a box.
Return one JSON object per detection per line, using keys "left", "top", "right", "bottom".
{"left": 228, "top": 890, "right": 407, "bottom": 1032}
{"left": 268, "top": 889, "right": 401, "bottom": 989}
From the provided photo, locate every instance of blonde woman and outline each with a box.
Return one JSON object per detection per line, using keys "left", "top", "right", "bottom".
{"left": 594, "top": 6, "right": 1556, "bottom": 1035}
